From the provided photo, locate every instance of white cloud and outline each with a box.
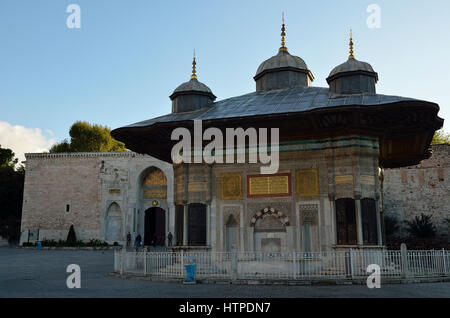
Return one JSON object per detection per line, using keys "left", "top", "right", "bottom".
{"left": 0, "top": 121, "right": 56, "bottom": 163}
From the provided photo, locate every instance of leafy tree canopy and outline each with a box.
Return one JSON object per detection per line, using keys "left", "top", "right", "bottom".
{"left": 49, "top": 121, "right": 126, "bottom": 153}
{"left": 0, "top": 145, "right": 18, "bottom": 169}
{"left": 431, "top": 129, "right": 450, "bottom": 145}
{"left": 0, "top": 145, "right": 24, "bottom": 243}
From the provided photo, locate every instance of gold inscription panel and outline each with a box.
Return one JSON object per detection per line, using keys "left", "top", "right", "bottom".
{"left": 188, "top": 181, "right": 207, "bottom": 192}
{"left": 221, "top": 173, "right": 242, "bottom": 200}
{"left": 143, "top": 187, "right": 167, "bottom": 199}
{"left": 109, "top": 188, "right": 121, "bottom": 195}
{"left": 335, "top": 175, "right": 353, "bottom": 184}
{"left": 296, "top": 169, "right": 319, "bottom": 196}
{"left": 360, "top": 175, "right": 375, "bottom": 185}
{"left": 247, "top": 173, "right": 291, "bottom": 197}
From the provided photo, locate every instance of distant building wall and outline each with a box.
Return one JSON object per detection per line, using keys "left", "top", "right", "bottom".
{"left": 383, "top": 144, "right": 450, "bottom": 238}
{"left": 20, "top": 152, "right": 174, "bottom": 245}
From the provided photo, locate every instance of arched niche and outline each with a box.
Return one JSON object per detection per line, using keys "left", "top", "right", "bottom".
{"left": 225, "top": 214, "right": 238, "bottom": 252}
{"left": 105, "top": 202, "right": 122, "bottom": 242}
{"left": 252, "top": 207, "right": 288, "bottom": 253}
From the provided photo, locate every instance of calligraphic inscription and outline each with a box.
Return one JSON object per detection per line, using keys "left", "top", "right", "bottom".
{"left": 108, "top": 188, "right": 121, "bottom": 195}
{"left": 335, "top": 175, "right": 353, "bottom": 184}
{"left": 360, "top": 175, "right": 375, "bottom": 185}
{"left": 221, "top": 173, "right": 242, "bottom": 200}
{"left": 143, "top": 169, "right": 167, "bottom": 186}
{"left": 143, "top": 187, "right": 167, "bottom": 199}
{"left": 296, "top": 169, "right": 319, "bottom": 196}
{"left": 247, "top": 173, "right": 291, "bottom": 198}
{"left": 188, "top": 181, "right": 207, "bottom": 192}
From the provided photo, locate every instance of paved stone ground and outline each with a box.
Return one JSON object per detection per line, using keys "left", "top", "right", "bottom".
{"left": 1, "top": 247, "right": 449, "bottom": 298}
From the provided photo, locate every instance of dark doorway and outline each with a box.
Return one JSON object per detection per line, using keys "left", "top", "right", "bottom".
{"left": 144, "top": 207, "right": 166, "bottom": 246}
{"left": 188, "top": 203, "right": 206, "bottom": 246}
{"left": 175, "top": 205, "right": 184, "bottom": 246}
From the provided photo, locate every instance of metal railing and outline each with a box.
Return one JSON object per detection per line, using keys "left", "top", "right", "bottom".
{"left": 114, "top": 247, "right": 450, "bottom": 281}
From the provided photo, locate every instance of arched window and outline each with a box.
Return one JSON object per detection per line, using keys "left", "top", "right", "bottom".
{"left": 335, "top": 198, "right": 357, "bottom": 245}
{"left": 361, "top": 198, "right": 378, "bottom": 245}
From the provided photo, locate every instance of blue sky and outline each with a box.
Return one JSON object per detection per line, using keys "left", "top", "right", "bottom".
{"left": 0, "top": 0, "right": 449, "bottom": 160}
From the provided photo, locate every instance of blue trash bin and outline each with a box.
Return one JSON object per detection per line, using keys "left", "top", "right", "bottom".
{"left": 184, "top": 264, "right": 196, "bottom": 283}
{"left": 37, "top": 241, "right": 42, "bottom": 250}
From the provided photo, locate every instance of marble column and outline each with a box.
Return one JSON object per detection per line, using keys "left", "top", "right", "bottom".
{"left": 355, "top": 199, "right": 363, "bottom": 245}
{"left": 168, "top": 202, "right": 175, "bottom": 247}
{"left": 375, "top": 204, "right": 383, "bottom": 246}
{"left": 183, "top": 204, "right": 188, "bottom": 246}
{"left": 206, "top": 203, "right": 211, "bottom": 246}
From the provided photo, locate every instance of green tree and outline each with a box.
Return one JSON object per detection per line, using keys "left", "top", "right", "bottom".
{"left": 431, "top": 129, "right": 450, "bottom": 145}
{"left": 384, "top": 215, "right": 401, "bottom": 238}
{"left": 0, "top": 146, "right": 24, "bottom": 244}
{"left": 49, "top": 121, "right": 126, "bottom": 153}
{"left": 404, "top": 213, "right": 436, "bottom": 239}
{"left": 0, "top": 146, "right": 18, "bottom": 168}
{"left": 66, "top": 225, "right": 77, "bottom": 245}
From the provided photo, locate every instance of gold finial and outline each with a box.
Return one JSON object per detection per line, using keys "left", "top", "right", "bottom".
{"left": 190, "top": 49, "right": 197, "bottom": 79}
{"left": 279, "top": 12, "right": 288, "bottom": 52}
{"left": 349, "top": 29, "right": 355, "bottom": 59}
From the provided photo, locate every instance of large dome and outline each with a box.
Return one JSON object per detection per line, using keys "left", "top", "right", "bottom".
{"left": 254, "top": 50, "right": 313, "bottom": 80}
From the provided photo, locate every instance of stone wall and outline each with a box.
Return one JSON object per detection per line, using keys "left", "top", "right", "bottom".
{"left": 21, "top": 154, "right": 102, "bottom": 242}
{"left": 383, "top": 144, "right": 450, "bottom": 238}
{"left": 20, "top": 152, "right": 174, "bottom": 245}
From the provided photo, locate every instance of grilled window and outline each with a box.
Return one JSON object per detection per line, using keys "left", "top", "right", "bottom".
{"left": 335, "top": 198, "right": 357, "bottom": 245}
{"left": 361, "top": 198, "right": 378, "bottom": 245}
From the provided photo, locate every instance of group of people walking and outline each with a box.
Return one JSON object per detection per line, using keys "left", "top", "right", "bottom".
{"left": 126, "top": 231, "right": 173, "bottom": 248}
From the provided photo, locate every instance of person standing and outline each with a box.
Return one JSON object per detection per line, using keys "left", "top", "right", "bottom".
{"left": 126, "top": 232, "right": 131, "bottom": 247}
{"left": 135, "top": 234, "right": 142, "bottom": 248}
{"left": 167, "top": 232, "right": 173, "bottom": 246}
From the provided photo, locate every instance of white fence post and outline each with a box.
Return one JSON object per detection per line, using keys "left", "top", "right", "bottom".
{"left": 349, "top": 248, "right": 354, "bottom": 280}
{"left": 120, "top": 247, "right": 125, "bottom": 276}
{"left": 293, "top": 250, "right": 297, "bottom": 280}
{"left": 442, "top": 248, "right": 447, "bottom": 276}
{"left": 181, "top": 250, "right": 184, "bottom": 277}
{"left": 231, "top": 244, "right": 238, "bottom": 281}
{"left": 143, "top": 251, "right": 147, "bottom": 276}
{"left": 401, "top": 243, "right": 408, "bottom": 279}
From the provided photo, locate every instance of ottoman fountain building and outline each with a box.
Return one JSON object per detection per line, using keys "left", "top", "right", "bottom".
{"left": 111, "top": 21, "right": 443, "bottom": 253}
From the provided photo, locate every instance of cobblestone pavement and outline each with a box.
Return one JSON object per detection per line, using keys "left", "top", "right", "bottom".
{"left": 1, "top": 248, "right": 449, "bottom": 298}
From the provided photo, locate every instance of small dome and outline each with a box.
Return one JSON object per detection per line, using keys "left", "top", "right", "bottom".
{"left": 171, "top": 78, "right": 214, "bottom": 97}
{"left": 327, "top": 58, "right": 378, "bottom": 82}
{"left": 254, "top": 50, "right": 313, "bottom": 80}
{"left": 169, "top": 56, "right": 216, "bottom": 113}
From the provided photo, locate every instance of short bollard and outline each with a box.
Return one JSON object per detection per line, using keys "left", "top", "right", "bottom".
{"left": 184, "top": 263, "right": 196, "bottom": 284}
{"left": 37, "top": 241, "right": 42, "bottom": 250}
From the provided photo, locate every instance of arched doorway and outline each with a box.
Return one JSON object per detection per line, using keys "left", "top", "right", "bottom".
{"left": 144, "top": 207, "right": 166, "bottom": 246}
{"left": 105, "top": 202, "right": 122, "bottom": 242}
